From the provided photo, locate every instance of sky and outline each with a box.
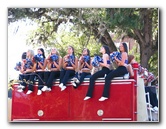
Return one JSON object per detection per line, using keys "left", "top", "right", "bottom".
{"left": 8, "top": 17, "right": 74, "bottom": 80}
{"left": 8, "top": 19, "right": 37, "bottom": 80}
{"left": 1, "top": 1, "right": 165, "bottom": 129}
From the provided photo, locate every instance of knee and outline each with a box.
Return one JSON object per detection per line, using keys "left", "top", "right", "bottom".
{"left": 105, "top": 75, "right": 112, "bottom": 81}
{"left": 90, "top": 76, "right": 95, "bottom": 81}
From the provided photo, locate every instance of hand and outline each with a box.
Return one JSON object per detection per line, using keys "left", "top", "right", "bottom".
{"left": 46, "top": 59, "right": 50, "bottom": 63}
{"left": 46, "top": 55, "right": 51, "bottom": 60}
{"left": 98, "top": 62, "right": 102, "bottom": 66}
{"left": 16, "top": 66, "right": 21, "bottom": 70}
{"left": 22, "top": 61, "right": 25, "bottom": 66}
{"left": 84, "top": 61, "right": 88, "bottom": 66}
{"left": 79, "top": 58, "right": 84, "bottom": 64}
{"left": 64, "top": 61, "right": 68, "bottom": 65}
{"left": 70, "top": 61, "right": 73, "bottom": 65}
{"left": 81, "top": 62, "right": 85, "bottom": 67}
{"left": 64, "top": 55, "right": 69, "bottom": 59}
{"left": 79, "top": 56, "right": 82, "bottom": 60}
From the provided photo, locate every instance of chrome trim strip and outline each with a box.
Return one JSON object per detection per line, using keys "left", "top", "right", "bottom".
{"left": 111, "top": 82, "right": 132, "bottom": 85}
{"left": 13, "top": 119, "right": 40, "bottom": 121}
{"left": 102, "top": 118, "right": 132, "bottom": 121}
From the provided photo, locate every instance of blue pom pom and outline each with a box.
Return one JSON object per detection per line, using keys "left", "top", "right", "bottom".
{"left": 14, "top": 61, "right": 21, "bottom": 71}
{"left": 34, "top": 54, "right": 44, "bottom": 62}
{"left": 110, "top": 51, "right": 121, "bottom": 62}
{"left": 92, "top": 55, "right": 103, "bottom": 67}
{"left": 83, "top": 55, "right": 90, "bottom": 62}
{"left": 50, "top": 54, "right": 59, "bottom": 62}
{"left": 65, "top": 55, "right": 75, "bottom": 66}
{"left": 24, "top": 59, "right": 33, "bottom": 69}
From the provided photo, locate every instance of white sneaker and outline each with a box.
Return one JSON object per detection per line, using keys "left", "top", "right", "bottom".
{"left": 46, "top": 88, "right": 51, "bottom": 91}
{"left": 75, "top": 78, "right": 80, "bottom": 83}
{"left": 148, "top": 107, "right": 155, "bottom": 112}
{"left": 41, "top": 86, "right": 48, "bottom": 92}
{"left": 59, "top": 83, "right": 63, "bottom": 88}
{"left": 17, "top": 89, "right": 23, "bottom": 92}
{"left": 37, "top": 90, "right": 42, "bottom": 95}
{"left": 84, "top": 96, "right": 91, "bottom": 100}
{"left": 71, "top": 81, "right": 77, "bottom": 87}
{"left": 61, "top": 86, "right": 66, "bottom": 91}
{"left": 99, "top": 96, "right": 108, "bottom": 101}
{"left": 124, "top": 73, "right": 129, "bottom": 79}
{"left": 26, "top": 90, "right": 32, "bottom": 95}
{"left": 153, "top": 106, "right": 158, "bottom": 112}
{"left": 72, "top": 77, "right": 77, "bottom": 82}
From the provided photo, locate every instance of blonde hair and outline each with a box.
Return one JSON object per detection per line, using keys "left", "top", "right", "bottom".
{"left": 27, "top": 49, "right": 35, "bottom": 59}
{"left": 51, "top": 48, "right": 60, "bottom": 56}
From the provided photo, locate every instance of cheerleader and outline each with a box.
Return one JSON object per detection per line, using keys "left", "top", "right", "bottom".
{"left": 41, "top": 48, "right": 62, "bottom": 92}
{"left": 16, "top": 52, "right": 26, "bottom": 92}
{"left": 98, "top": 42, "right": 128, "bottom": 101}
{"left": 17, "top": 49, "right": 36, "bottom": 92}
{"left": 59, "top": 46, "right": 78, "bottom": 91}
{"left": 26, "top": 48, "right": 46, "bottom": 95}
{"left": 71, "top": 48, "right": 92, "bottom": 88}
{"left": 84, "top": 45, "right": 111, "bottom": 100}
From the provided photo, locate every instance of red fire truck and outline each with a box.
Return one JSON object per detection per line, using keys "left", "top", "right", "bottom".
{"left": 11, "top": 63, "right": 139, "bottom": 122}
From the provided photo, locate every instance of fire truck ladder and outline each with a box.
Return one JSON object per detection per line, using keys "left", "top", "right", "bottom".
{"left": 145, "top": 92, "right": 153, "bottom": 121}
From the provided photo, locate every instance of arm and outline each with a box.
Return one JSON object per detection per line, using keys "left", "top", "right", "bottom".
{"left": 84, "top": 60, "right": 93, "bottom": 70}
{"left": 71, "top": 57, "right": 78, "bottom": 70}
{"left": 47, "top": 61, "right": 52, "bottom": 70}
{"left": 78, "top": 56, "right": 84, "bottom": 70}
{"left": 99, "top": 54, "right": 108, "bottom": 67}
{"left": 53, "top": 56, "right": 62, "bottom": 70}
{"left": 44, "top": 55, "right": 51, "bottom": 69}
{"left": 45, "top": 56, "right": 51, "bottom": 70}
{"left": 24, "top": 62, "right": 36, "bottom": 73}
{"left": 20, "top": 62, "right": 25, "bottom": 73}
{"left": 79, "top": 61, "right": 85, "bottom": 70}
{"left": 43, "top": 59, "right": 48, "bottom": 70}
{"left": 37, "top": 60, "right": 46, "bottom": 70}
{"left": 115, "top": 52, "right": 127, "bottom": 66}
{"left": 31, "top": 63, "right": 37, "bottom": 72}
{"left": 63, "top": 55, "right": 68, "bottom": 69}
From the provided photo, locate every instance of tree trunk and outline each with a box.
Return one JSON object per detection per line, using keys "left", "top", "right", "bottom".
{"left": 103, "top": 29, "right": 117, "bottom": 52}
{"left": 93, "top": 27, "right": 117, "bottom": 52}
{"left": 133, "top": 8, "right": 157, "bottom": 69}
{"left": 139, "top": 43, "right": 152, "bottom": 69}
{"left": 134, "top": 29, "right": 153, "bottom": 69}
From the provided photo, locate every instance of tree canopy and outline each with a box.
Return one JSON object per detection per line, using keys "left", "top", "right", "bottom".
{"left": 8, "top": 8, "right": 159, "bottom": 76}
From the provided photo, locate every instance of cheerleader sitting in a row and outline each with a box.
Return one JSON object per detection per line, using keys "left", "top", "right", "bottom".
{"left": 15, "top": 44, "right": 130, "bottom": 98}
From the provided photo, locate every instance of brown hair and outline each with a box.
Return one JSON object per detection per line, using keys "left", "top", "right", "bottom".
{"left": 128, "top": 55, "right": 135, "bottom": 64}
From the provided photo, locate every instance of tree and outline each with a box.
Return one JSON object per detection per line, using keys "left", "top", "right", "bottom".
{"left": 8, "top": 8, "right": 159, "bottom": 71}
{"left": 106, "top": 8, "right": 158, "bottom": 69}
{"left": 8, "top": 8, "right": 117, "bottom": 52}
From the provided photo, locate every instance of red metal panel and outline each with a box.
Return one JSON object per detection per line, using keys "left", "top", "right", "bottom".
{"left": 12, "top": 84, "right": 70, "bottom": 121}
{"left": 70, "top": 80, "right": 136, "bottom": 121}
{"left": 11, "top": 79, "right": 137, "bottom": 122}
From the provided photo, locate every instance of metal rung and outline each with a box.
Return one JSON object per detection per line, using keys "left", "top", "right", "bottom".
{"left": 145, "top": 92, "right": 153, "bottom": 121}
